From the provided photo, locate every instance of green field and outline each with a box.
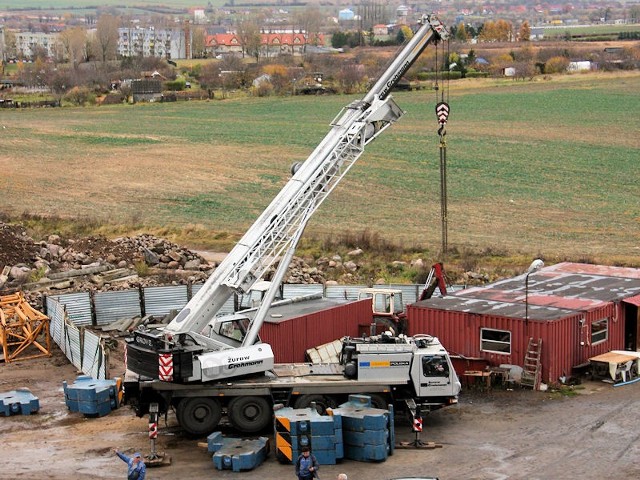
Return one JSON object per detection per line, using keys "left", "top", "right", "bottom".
{"left": 0, "top": 0, "right": 216, "bottom": 10}
{"left": 1, "top": 73, "right": 639, "bottom": 268}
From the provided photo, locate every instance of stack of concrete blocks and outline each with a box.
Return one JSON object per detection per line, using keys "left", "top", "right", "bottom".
{"left": 0, "top": 388, "right": 40, "bottom": 416}
{"left": 63, "top": 375, "right": 122, "bottom": 417}
{"left": 328, "top": 394, "right": 395, "bottom": 462}
{"left": 206, "top": 431, "right": 269, "bottom": 472}
{"left": 275, "top": 406, "right": 344, "bottom": 465}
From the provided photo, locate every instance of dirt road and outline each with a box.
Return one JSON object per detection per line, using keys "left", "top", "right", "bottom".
{"left": 1, "top": 347, "right": 639, "bottom": 480}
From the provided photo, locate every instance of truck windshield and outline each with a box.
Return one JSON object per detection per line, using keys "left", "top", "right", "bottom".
{"left": 422, "top": 356, "right": 449, "bottom": 377}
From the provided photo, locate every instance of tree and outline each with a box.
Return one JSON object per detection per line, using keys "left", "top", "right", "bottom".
{"left": 545, "top": 56, "right": 570, "bottom": 74}
{"left": 396, "top": 25, "right": 413, "bottom": 44}
{"left": 236, "top": 16, "right": 262, "bottom": 60}
{"left": 191, "top": 26, "right": 207, "bottom": 58}
{"left": 519, "top": 21, "right": 531, "bottom": 41}
{"left": 294, "top": 6, "right": 324, "bottom": 49}
{"left": 455, "top": 22, "right": 468, "bottom": 43}
{"left": 94, "top": 14, "right": 119, "bottom": 62}
{"left": 59, "top": 27, "right": 87, "bottom": 69}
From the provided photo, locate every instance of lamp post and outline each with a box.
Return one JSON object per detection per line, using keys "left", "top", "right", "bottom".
{"left": 525, "top": 259, "right": 544, "bottom": 324}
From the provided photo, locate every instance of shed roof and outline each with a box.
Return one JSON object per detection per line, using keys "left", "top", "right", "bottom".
{"left": 412, "top": 262, "right": 640, "bottom": 322}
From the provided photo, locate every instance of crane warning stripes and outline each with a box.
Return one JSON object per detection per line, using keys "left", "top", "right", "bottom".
{"left": 159, "top": 353, "right": 174, "bottom": 381}
{"left": 436, "top": 102, "right": 450, "bottom": 126}
{"left": 275, "top": 416, "right": 293, "bottom": 462}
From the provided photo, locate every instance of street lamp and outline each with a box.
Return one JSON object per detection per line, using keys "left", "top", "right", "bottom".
{"left": 525, "top": 259, "right": 544, "bottom": 324}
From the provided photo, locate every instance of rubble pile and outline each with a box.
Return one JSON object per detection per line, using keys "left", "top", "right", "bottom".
{"left": 0, "top": 223, "right": 214, "bottom": 298}
{"left": 0, "top": 223, "right": 332, "bottom": 305}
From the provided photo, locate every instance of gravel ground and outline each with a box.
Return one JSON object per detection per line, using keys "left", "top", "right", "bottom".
{"left": 1, "top": 346, "right": 639, "bottom": 480}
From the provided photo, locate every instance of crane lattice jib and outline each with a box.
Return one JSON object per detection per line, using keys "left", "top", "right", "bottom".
{"left": 165, "top": 15, "right": 447, "bottom": 336}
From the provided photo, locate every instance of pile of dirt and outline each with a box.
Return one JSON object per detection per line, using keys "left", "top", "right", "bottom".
{"left": 0, "top": 223, "right": 40, "bottom": 267}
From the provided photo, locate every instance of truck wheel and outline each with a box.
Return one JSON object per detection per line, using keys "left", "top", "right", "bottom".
{"left": 228, "top": 396, "right": 272, "bottom": 433}
{"left": 293, "top": 394, "right": 337, "bottom": 414}
{"left": 367, "top": 393, "right": 389, "bottom": 410}
{"left": 176, "top": 397, "right": 222, "bottom": 436}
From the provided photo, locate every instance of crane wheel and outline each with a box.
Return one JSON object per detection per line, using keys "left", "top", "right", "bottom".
{"left": 367, "top": 393, "right": 390, "bottom": 410}
{"left": 293, "top": 394, "right": 337, "bottom": 414}
{"left": 228, "top": 396, "right": 272, "bottom": 433}
{"left": 176, "top": 397, "right": 222, "bottom": 436}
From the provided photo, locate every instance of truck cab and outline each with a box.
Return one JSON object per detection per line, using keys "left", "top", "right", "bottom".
{"left": 358, "top": 287, "right": 407, "bottom": 334}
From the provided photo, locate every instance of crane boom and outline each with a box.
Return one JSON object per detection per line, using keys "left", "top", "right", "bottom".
{"left": 166, "top": 14, "right": 447, "bottom": 338}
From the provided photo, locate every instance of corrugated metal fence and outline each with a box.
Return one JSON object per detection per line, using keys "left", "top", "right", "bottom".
{"left": 44, "top": 282, "right": 438, "bottom": 379}
{"left": 46, "top": 296, "right": 108, "bottom": 379}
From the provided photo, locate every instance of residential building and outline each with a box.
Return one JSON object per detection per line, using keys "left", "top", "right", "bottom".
{"left": 118, "top": 27, "right": 186, "bottom": 59}
{"left": 205, "top": 32, "right": 324, "bottom": 58}
{"left": 15, "top": 31, "right": 59, "bottom": 59}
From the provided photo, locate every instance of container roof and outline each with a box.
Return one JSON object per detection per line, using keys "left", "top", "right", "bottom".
{"left": 412, "top": 262, "right": 640, "bottom": 322}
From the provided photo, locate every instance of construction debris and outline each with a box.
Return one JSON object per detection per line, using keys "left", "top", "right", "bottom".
{"left": 0, "top": 292, "right": 51, "bottom": 363}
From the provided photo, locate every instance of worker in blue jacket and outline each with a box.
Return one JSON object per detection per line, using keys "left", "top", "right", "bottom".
{"left": 114, "top": 449, "right": 146, "bottom": 480}
{"left": 295, "top": 446, "right": 319, "bottom": 480}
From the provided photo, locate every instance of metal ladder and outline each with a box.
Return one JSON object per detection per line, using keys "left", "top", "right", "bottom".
{"left": 521, "top": 337, "right": 542, "bottom": 389}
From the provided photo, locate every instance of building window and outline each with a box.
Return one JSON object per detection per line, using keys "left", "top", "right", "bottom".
{"left": 480, "top": 328, "right": 511, "bottom": 354}
{"left": 591, "top": 318, "right": 608, "bottom": 344}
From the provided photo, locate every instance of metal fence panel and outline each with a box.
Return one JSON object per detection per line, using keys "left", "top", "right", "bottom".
{"left": 143, "top": 285, "right": 188, "bottom": 316}
{"left": 48, "top": 292, "right": 93, "bottom": 326}
{"left": 95, "top": 289, "right": 141, "bottom": 326}
{"left": 47, "top": 298, "right": 66, "bottom": 346}
{"left": 83, "top": 331, "right": 107, "bottom": 379}
{"left": 63, "top": 322, "right": 82, "bottom": 371}
{"left": 325, "top": 284, "right": 368, "bottom": 301}
{"left": 283, "top": 284, "right": 324, "bottom": 299}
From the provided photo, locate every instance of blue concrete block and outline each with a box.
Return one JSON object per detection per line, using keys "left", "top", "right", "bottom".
{"left": 310, "top": 435, "right": 337, "bottom": 450}
{"left": 207, "top": 431, "right": 224, "bottom": 452}
{"left": 344, "top": 429, "right": 389, "bottom": 447}
{"left": 77, "top": 399, "right": 112, "bottom": 417}
{"left": 212, "top": 436, "right": 269, "bottom": 472}
{"left": 0, "top": 389, "right": 40, "bottom": 416}
{"left": 63, "top": 377, "right": 121, "bottom": 416}
{"left": 344, "top": 443, "right": 389, "bottom": 462}
{"left": 312, "top": 449, "right": 337, "bottom": 465}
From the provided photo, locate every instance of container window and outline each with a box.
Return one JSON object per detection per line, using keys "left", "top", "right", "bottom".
{"left": 591, "top": 318, "right": 608, "bottom": 345}
{"left": 480, "top": 328, "right": 511, "bottom": 354}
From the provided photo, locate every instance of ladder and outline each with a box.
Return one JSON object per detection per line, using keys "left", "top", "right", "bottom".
{"left": 521, "top": 337, "right": 542, "bottom": 389}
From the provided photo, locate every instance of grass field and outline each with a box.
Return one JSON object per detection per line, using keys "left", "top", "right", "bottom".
{"left": 0, "top": 0, "right": 207, "bottom": 9}
{"left": 1, "top": 72, "right": 639, "bottom": 271}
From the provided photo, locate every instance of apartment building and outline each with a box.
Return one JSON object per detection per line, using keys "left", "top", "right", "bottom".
{"left": 118, "top": 27, "right": 186, "bottom": 59}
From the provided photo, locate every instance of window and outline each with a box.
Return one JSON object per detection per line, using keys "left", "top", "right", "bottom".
{"left": 215, "top": 318, "right": 250, "bottom": 342}
{"left": 591, "top": 318, "right": 608, "bottom": 344}
{"left": 480, "top": 328, "right": 511, "bottom": 354}
{"left": 422, "top": 355, "right": 449, "bottom": 378}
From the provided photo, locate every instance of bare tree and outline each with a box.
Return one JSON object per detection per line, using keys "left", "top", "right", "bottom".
{"left": 59, "top": 27, "right": 88, "bottom": 69}
{"left": 94, "top": 14, "right": 120, "bottom": 62}
{"left": 236, "top": 15, "right": 262, "bottom": 61}
{"left": 191, "top": 26, "right": 207, "bottom": 58}
{"left": 519, "top": 21, "right": 531, "bottom": 41}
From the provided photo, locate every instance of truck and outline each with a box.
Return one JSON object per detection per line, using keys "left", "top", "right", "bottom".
{"left": 358, "top": 263, "right": 450, "bottom": 335}
{"left": 124, "top": 14, "right": 459, "bottom": 436}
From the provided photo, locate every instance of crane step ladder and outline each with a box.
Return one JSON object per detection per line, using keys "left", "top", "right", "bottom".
{"left": 521, "top": 338, "right": 542, "bottom": 389}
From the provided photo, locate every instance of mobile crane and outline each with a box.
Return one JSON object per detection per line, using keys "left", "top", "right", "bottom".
{"left": 124, "top": 14, "right": 459, "bottom": 436}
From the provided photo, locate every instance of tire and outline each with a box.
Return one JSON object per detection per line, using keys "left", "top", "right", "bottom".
{"left": 367, "top": 393, "right": 390, "bottom": 410}
{"left": 293, "top": 394, "right": 338, "bottom": 414}
{"left": 176, "top": 397, "right": 222, "bottom": 437}
{"left": 228, "top": 396, "right": 272, "bottom": 433}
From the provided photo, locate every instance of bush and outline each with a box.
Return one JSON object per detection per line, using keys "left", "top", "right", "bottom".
{"left": 165, "top": 79, "right": 187, "bottom": 91}
{"left": 63, "top": 86, "right": 95, "bottom": 106}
